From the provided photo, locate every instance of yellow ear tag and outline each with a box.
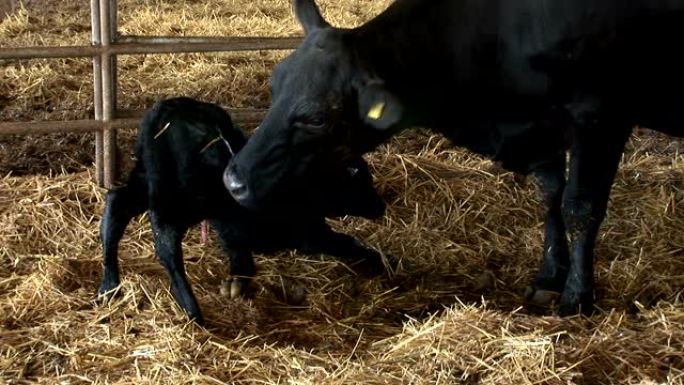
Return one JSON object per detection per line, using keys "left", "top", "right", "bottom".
{"left": 367, "top": 101, "right": 386, "bottom": 120}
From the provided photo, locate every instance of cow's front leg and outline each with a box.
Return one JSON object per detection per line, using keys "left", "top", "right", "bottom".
{"left": 525, "top": 154, "right": 569, "bottom": 307}
{"left": 559, "top": 125, "right": 629, "bottom": 316}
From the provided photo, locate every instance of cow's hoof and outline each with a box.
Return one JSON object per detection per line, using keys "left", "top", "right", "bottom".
{"left": 188, "top": 312, "right": 206, "bottom": 326}
{"left": 96, "top": 280, "right": 120, "bottom": 303}
{"left": 230, "top": 279, "right": 243, "bottom": 299}
{"left": 557, "top": 291, "right": 594, "bottom": 317}
{"left": 524, "top": 286, "right": 560, "bottom": 308}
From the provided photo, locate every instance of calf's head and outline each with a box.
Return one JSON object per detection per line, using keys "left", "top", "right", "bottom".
{"left": 314, "top": 156, "right": 385, "bottom": 220}
{"left": 225, "top": 0, "right": 404, "bottom": 208}
{"left": 223, "top": 152, "right": 385, "bottom": 220}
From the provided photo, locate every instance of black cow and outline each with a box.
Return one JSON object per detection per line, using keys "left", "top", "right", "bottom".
{"left": 225, "top": 0, "right": 684, "bottom": 315}
{"left": 97, "top": 97, "right": 386, "bottom": 324}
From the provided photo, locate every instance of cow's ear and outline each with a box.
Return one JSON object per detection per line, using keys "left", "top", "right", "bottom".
{"left": 358, "top": 83, "right": 403, "bottom": 130}
{"left": 294, "top": 0, "right": 329, "bottom": 35}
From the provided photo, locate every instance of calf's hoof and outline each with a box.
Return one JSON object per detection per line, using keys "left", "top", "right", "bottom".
{"left": 350, "top": 254, "right": 392, "bottom": 278}
{"left": 271, "top": 277, "right": 307, "bottom": 305}
{"left": 474, "top": 271, "right": 495, "bottom": 292}
{"left": 220, "top": 277, "right": 251, "bottom": 299}
{"left": 383, "top": 254, "right": 400, "bottom": 274}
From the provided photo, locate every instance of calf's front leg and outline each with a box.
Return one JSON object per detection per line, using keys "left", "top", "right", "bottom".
{"left": 210, "top": 218, "right": 256, "bottom": 299}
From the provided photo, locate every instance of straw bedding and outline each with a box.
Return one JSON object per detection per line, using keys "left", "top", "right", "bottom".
{"left": 1, "top": 131, "right": 682, "bottom": 384}
{"left": 1, "top": 1, "right": 684, "bottom": 384}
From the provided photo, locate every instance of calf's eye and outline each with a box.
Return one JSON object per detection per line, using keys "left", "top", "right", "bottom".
{"left": 346, "top": 167, "right": 359, "bottom": 176}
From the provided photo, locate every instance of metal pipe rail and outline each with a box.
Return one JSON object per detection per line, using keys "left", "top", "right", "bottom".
{"left": 0, "top": 108, "right": 267, "bottom": 135}
{"left": 0, "top": 0, "right": 299, "bottom": 187}
{"left": 0, "top": 36, "right": 302, "bottom": 59}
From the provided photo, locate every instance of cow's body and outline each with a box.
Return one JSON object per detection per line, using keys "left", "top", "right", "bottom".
{"left": 352, "top": 0, "right": 684, "bottom": 166}
{"left": 225, "top": 0, "right": 684, "bottom": 315}
{"left": 98, "top": 97, "right": 387, "bottom": 324}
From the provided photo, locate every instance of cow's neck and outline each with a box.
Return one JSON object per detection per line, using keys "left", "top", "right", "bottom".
{"left": 347, "top": 0, "right": 604, "bottom": 156}
{"left": 348, "top": 0, "right": 648, "bottom": 126}
{"left": 350, "top": 0, "right": 500, "bottom": 129}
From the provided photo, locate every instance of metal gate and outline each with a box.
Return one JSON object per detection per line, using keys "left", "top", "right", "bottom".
{"left": 0, "top": 0, "right": 300, "bottom": 187}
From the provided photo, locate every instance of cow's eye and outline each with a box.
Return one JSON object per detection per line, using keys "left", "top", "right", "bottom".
{"left": 292, "top": 118, "right": 329, "bottom": 148}
{"left": 294, "top": 119, "right": 326, "bottom": 131}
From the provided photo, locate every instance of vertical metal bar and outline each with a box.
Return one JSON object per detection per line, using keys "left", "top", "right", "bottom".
{"left": 94, "top": 59, "right": 105, "bottom": 186}
{"left": 110, "top": 0, "right": 118, "bottom": 112}
{"left": 91, "top": 0, "right": 104, "bottom": 186}
{"left": 100, "top": 0, "right": 116, "bottom": 188}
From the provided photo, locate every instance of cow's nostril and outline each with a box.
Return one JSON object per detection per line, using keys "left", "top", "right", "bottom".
{"left": 224, "top": 167, "right": 249, "bottom": 202}
{"left": 228, "top": 176, "right": 246, "bottom": 193}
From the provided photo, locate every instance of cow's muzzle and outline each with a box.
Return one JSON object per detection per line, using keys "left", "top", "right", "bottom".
{"left": 224, "top": 162, "right": 254, "bottom": 208}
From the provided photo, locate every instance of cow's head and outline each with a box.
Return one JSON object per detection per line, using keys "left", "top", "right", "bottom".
{"left": 225, "top": 0, "right": 404, "bottom": 208}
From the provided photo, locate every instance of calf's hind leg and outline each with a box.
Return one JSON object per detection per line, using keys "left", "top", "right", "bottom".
{"left": 149, "top": 211, "right": 204, "bottom": 324}
{"left": 302, "top": 225, "right": 389, "bottom": 277}
{"left": 98, "top": 183, "right": 147, "bottom": 299}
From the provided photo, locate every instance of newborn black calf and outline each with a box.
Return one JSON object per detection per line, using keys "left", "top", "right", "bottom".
{"left": 97, "top": 97, "right": 386, "bottom": 324}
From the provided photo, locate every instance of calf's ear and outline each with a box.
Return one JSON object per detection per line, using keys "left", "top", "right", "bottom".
{"left": 357, "top": 83, "right": 404, "bottom": 130}
{"left": 294, "top": 0, "right": 330, "bottom": 35}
